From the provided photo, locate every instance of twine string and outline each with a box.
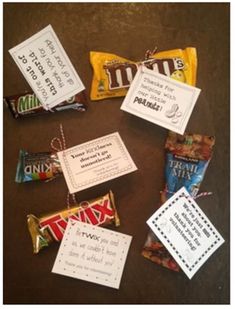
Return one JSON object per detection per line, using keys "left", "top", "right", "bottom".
{"left": 160, "top": 189, "right": 213, "bottom": 200}
{"left": 66, "top": 191, "right": 78, "bottom": 218}
{"left": 144, "top": 46, "right": 158, "bottom": 60}
{"left": 45, "top": 124, "right": 66, "bottom": 183}
{"left": 50, "top": 124, "right": 67, "bottom": 152}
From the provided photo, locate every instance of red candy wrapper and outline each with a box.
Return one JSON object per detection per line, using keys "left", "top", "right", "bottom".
{"left": 27, "top": 191, "right": 120, "bottom": 254}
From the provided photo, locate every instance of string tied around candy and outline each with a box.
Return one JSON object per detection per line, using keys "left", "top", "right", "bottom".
{"left": 140, "top": 47, "right": 158, "bottom": 67}
{"left": 160, "top": 189, "right": 213, "bottom": 200}
{"left": 51, "top": 124, "right": 78, "bottom": 213}
{"left": 144, "top": 46, "right": 158, "bottom": 60}
{"left": 47, "top": 124, "right": 90, "bottom": 220}
{"left": 66, "top": 190, "right": 91, "bottom": 224}
{"left": 44, "top": 123, "right": 67, "bottom": 184}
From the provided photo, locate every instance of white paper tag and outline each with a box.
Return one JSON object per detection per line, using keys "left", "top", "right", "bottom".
{"left": 9, "top": 25, "right": 85, "bottom": 110}
{"left": 120, "top": 66, "right": 201, "bottom": 134}
{"left": 52, "top": 221, "right": 132, "bottom": 289}
{"left": 57, "top": 132, "right": 137, "bottom": 193}
{"left": 147, "top": 187, "right": 224, "bottom": 279}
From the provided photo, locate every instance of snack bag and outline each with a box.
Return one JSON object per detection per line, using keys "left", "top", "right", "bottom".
{"left": 142, "top": 131, "right": 215, "bottom": 271}
{"left": 90, "top": 47, "right": 197, "bottom": 100}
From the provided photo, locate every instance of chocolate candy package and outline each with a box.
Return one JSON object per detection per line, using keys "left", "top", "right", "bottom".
{"left": 27, "top": 191, "right": 120, "bottom": 253}
{"left": 15, "top": 150, "right": 62, "bottom": 183}
{"left": 90, "top": 47, "right": 197, "bottom": 100}
{"left": 142, "top": 131, "right": 215, "bottom": 271}
{"left": 4, "top": 90, "right": 87, "bottom": 119}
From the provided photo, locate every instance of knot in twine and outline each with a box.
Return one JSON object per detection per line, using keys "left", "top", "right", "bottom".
{"left": 144, "top": 46, "right": 158, "bottom": 61}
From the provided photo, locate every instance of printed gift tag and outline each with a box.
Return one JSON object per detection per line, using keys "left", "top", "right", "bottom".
{"left": 57, "top": 132, "right": 137, "bottom": 194}
{"left": 147, "top": 187, "right": 224, "bottom": 279}
{"left": 52, "top": 221, "right": 132, "bottom": 289}
{"left": 121, "top": 66, "right": 201, "bottom": 134}
{"left": 9, "top": 25, "right": 85, "bottom": 110}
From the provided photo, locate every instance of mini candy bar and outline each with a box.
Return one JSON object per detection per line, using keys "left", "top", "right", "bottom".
{"left": 142, "top": 131, "right": 215, "bottom": 271}
{"left": 90, "top": 47, "right": 197, "bottom": 100}
{"left": 15, "top": 150, "right": 62, "bottom": 183}
{"left": 27, "top": 191, "right": 120, "bottom": 254}
{"left": 4, "top": 90, "right": 87, "bottom": 119}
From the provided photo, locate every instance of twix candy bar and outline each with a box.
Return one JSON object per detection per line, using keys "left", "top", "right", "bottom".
{"left": 90, "top": 47, "right": 197, "bottom": 100}
{"left": 27, "top": 191, "right": 120, "bottom": 254}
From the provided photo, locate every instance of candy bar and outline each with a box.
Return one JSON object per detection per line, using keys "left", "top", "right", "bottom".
{"left": 4, "top": 90, "right": 87, "bottom": 118}
{"left": 142, "top": 131, "right": 215, "bottom": 271}
{"left": 27, "top": 191, "right": 120, "bottom": 253}
{"left": 90, "top": 47, "right": 197, "bottom": 100}
{"left": 15, "top": 150, "right": 62, "bottom": 183}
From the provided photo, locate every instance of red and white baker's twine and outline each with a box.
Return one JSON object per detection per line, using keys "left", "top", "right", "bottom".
{"left": 160, "top": 189, "right": 212, "bottom": 200}
{"left": 50, "top": 124, "right": 77, "bottom": 210}
{"left": 144, "top": 46, "right": 158, "bottom": 60}
{"left": 50, "top": 123, "right": 67, "bottom": 152}
{"left": 66, "top": 191, "right": 77, "bottom": 208}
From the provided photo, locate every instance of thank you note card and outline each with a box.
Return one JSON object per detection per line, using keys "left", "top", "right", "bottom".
{"left": 57, "top": 132, "right": 137, "bottom": 193}
{"left": 121, "top": 66, "right": 201, "bottom": 134}
{"left": 147, "top": 187, "right": 224, "bottom": 279}
{"left": 9, "top": 25, "right": 85, "bottom": 110}
{"left": 52, "top": 221, "right": 132, "bottom": 289}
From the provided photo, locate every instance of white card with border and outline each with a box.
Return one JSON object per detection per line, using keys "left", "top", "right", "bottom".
{"left": 52, "top": 220, "right": 132, "bottom": 289}
{"left": 147, "top": 187, "right": 224, "bottom": 279}
{"left": 57, "top": 132, "right": 137, "bottom": 194}
{"left": 9, "top": 25, "right": 85, "bottom": 110}
{"left": 120, "top": 66, "right": 201, "bottom": 134}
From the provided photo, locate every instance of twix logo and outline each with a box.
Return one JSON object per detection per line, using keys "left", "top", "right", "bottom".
{"left": 39, "top": 198, "right": 114, "bottom": 241}
{"left": 104, "top": 58, "right": 184, "bottom": 90}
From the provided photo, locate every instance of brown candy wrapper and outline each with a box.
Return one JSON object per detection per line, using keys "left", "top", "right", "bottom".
{"left": 27, "top": 191, "right": 120, "bottom": 254}
{"left": 142, "top": 131, "right": 215, "bottom": 272}
{"left": 4, "top": 90, "right": 87, "bottom": 119}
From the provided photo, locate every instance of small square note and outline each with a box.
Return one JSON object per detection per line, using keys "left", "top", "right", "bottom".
{"left": 121, "top": 66, "right": 201, "bottom": 134}
{"left": 57, "top": 132, "right": 137, "bottom": 194}
{"left": 9, "top": 25, "right": 85, "bottom": 110}
{"left": 147, "top": 187, "right": 224, "bottom": 279}
{"left": 52, "top": 221, "right": 132, "bottom": 289}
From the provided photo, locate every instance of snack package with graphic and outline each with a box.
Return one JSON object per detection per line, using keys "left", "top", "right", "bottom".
{"left": 90, "top": 47, "right": 197, "bottom": 100}
{"left": 4, "top": 90, "right": 87, "bottom": 119}
{"left": 15, "top": 150, "right": 62, "bottom": 183}
{"left": 27, "top": 191, "right": 120, "bottom": 253}
{"left": 142, "top": 131, "right": 215, "bottom": 271}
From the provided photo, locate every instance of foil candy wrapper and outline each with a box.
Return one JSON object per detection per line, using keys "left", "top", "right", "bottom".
{"left": 4, "top": 91, "right": 87, "bottom": 119}
{"left": 15, "top": 150, "right": 62, "bottom": 183}
{"left": 27, "top": 191, "right": 120, "bottom": 254}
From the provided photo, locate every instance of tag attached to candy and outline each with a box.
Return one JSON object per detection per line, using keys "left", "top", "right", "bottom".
{"left": 147, "top": 187, "right": 224, "bottom": 279}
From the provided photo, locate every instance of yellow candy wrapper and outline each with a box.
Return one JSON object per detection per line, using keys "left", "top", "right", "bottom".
{"left": 90, "top": 48, "right": 197, "bottom": 101}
